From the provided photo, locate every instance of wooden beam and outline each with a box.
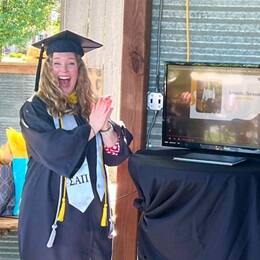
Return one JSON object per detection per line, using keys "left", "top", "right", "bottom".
{"left": 0, "top": 217, "right": 18, "bottom": 237}
{"left": 0, "top": 63, "right": 36, "bottom": 74}
{"left": 113, "top": 1, "right": 152, "bottom": 259}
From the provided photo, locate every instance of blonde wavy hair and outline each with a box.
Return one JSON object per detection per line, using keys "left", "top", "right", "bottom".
{"left": 38, "top": 54, "right": 96, "bottom": 119}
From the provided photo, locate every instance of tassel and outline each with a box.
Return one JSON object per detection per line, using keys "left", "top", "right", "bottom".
{"left": 57, "top": 197, "right": 66, "bottom": 222}
{"left": 108, "top": 217, "right": 117, "bottom": 239}
{"left": 57, "top": 177, "right": 66, "bottom": 222}
{"left": 100, "top": 203, "right": 108, "bottom": 227}
{"left": 47, "top": 224, "right": 57, "bottom": 248}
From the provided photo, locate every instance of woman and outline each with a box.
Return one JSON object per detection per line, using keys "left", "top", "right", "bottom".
{"left": 18, "top": 30, "right": 132, "bottom": 260}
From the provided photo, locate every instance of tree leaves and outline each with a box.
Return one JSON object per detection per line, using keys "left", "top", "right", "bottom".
{"left": 0, "top": 0, "right": 59, "bottom": 49}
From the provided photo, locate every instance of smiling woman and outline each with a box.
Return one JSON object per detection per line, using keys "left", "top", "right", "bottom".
{"left": 51, "top": 52, "right": 79, "bottom": 95}
{"left": 18, "top": 30, "right": 133, "bottom": 260}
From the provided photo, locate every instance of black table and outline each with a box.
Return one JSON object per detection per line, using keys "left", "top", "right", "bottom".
{"left": 128, "top": 149, "right": 260, "bottom": 260}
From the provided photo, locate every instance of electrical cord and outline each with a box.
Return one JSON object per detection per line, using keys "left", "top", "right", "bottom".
{"left": 155, "top": 0, "right": 163, "bottom": 92}
{"left": 146, "top": 0, "right": 164, "bottom": 148}
{"left": 186, "top": 0, "right": 190, "bottom": 62}
{"left": 147, "top": 110, "right": 159, "bottom": 148}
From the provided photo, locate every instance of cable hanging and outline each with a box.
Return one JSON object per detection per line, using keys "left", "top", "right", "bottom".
{"left": 155, "top": 0, "right": 164, "bottom": 92}
{"left": 185, "top": 0, "right": 190, "bottom": 62}
{"left": 146, "top": 0, "right": 164, "bottom": 148}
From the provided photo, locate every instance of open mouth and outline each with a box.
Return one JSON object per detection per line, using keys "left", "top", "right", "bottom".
{"left": 58, "top": 76, "right": 71, "bottom": 89}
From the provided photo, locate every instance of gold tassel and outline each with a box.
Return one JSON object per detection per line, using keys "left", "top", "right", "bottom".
{"left": 100, "top": 203, "right": 108, "bottom": 227}
{"left": 57, "top": 178, "right": 67, "bottom": 222}
{"left": 57, "top": 197, "right": 66, "bottom": 222}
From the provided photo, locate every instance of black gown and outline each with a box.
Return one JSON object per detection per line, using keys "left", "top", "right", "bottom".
{"left": 18, "top": 95, "right": 132, "bottom": 260}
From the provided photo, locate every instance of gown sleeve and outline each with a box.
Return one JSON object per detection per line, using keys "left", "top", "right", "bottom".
{"left": 103, "top": 122, "right": 133, "bottom": 166}
{"left": 20, "top": 97, "right": 91, "bottom": 178}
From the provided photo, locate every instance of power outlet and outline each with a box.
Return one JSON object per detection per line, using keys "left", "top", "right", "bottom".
{"left": 147, "top": 92, "right": 163, "bottom": 110}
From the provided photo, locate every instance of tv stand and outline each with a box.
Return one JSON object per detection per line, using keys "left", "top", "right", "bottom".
{"left": 173, "top": 152, "right": 246, "bottom": 166}
{"left": 128, "top": 150, "right": 260, "bottom": 260}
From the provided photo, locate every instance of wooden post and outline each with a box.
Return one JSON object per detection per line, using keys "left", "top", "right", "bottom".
{"left": 113, "top": 1, "right": 152, "bottom": 259}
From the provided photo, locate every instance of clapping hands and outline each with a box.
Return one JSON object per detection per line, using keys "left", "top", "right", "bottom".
{"left": 89, "top": 96, "right": 113, "bottom": 133}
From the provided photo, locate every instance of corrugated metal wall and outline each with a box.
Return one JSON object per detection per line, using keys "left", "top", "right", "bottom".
{"left": 0, "top": 74, "right": 34, "bottom": 144}
{"left": 0, "top": 231, "right": 19, "bottom": 260}
{"left": 147, "top": 0, "right": 260, "bottom": 147}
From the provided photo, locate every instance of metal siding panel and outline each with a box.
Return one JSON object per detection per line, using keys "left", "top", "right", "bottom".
{"left": 0, "top": 231, "right": 20, "bottom": 260}
{"left": 0, "top": 74, "right": 34, "bottom": 144}
{"left": 147, "top": 0, "right": 260, "bottom": 147}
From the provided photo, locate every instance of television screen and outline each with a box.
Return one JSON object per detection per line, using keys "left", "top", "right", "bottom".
{"left": 162, "top": 62, "right": 260, "bottom": 156}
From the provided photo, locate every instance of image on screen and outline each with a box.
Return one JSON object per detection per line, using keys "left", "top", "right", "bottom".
{"left": 162, "top": 63, "right": 260, "bottom": 155}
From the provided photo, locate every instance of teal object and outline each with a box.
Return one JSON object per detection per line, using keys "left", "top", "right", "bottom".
{"left": 12, "top": 158, "right": 28, "bottom": 216}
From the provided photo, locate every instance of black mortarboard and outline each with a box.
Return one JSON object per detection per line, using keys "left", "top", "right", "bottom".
{"left": 32, "top": 30, "right": 102, "bottom": 91}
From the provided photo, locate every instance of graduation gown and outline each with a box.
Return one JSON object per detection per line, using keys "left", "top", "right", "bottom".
{"left": 18, "top": 95, "right": 132, "bottom": 260}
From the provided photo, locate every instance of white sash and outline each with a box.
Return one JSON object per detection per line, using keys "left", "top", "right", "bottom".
{"left": 53, "top": 114, "right": 105, "bottom": 213}
{"left": 96, "top": 133, "right": 105, "bottom": 201}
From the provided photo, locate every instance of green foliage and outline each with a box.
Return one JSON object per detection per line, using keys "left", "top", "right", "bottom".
{"left": 9, "top": 52, "right": 25, "bottom": 58}
{"left": 0, "top": 0, "right": 60, "bottom": 49}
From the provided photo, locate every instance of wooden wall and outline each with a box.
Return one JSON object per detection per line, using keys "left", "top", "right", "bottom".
{"left": 61, "top": 0, "right": 124, "bottom": 120}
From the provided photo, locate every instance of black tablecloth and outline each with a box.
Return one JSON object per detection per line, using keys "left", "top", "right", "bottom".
{"left": 128, "top": 149, "right": 260, "bottom": 260}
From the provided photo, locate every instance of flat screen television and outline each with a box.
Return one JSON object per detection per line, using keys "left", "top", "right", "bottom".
{"left": 162, "top": 62, "right": 260, "bottom": 158}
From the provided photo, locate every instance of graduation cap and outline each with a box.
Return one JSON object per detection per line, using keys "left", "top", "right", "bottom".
{"left": 32, "top": 30, "right": 102, "bottom": 91}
